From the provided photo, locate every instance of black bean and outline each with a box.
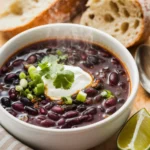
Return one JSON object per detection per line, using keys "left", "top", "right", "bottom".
{"left": 66, "top": 117, "right": 80, "bottom": 126}
{"left": 5, "top": 73, "right": 18, "bottom": 83}
{"left": 109, "top": 72, "right": 119, "bottom": 85}
{"left": 118, "top": 82, "right": 126, "bottom": 89}
{"left": 12, "top": 59, "right": 24, "bottom": 66}
{"left": 93, "top": 95, "right": 102, "bottom": 103}
{"left": 111, "top": 58, "right": 119, "bottom": 64}
{"left": 51, "top": 106, "right": 64, "bottom": 114}
{"left": 41, "top": 119, "right": 55, "bottom": 127}
{"left": 25, "top": 106, "right": 38, "bottom": 115}
{"left": 81, "top": 53, "right": 87, "bottom": 60}
{"left": 39, "top": 107, "right": 47, "bottom": 115}
{"left": 63, "top": 104, "right": 77, "bottom": 111}
{"left": 87, "top": 55, "right": 99, "bottom": 65}
{"left": 85, "top": 98, "right": 93, "bottom": 105}
{"left": 1, "top": 97, "right": 11, "bottom": 107}
{"left": 44, "top": 102, "right": 54, "bottom": 110}
{"left": 106, "top": 106, "right": 116, "bottom": 114}
{"left": 63, "top": 111, "right": 78, "bottom": 118}
{"left": 12, "top": 102, "right": 24, "bottom": 112}
{"left": 118, "top": 98, "right": 125, "bottom": 103}
{"left": 26, "top": 55, "right": 37, "bottom": 64}
{"left": 8, "top": 88, "right": 17, "bottom": 95}
{"left": 20, "top": 97, "right": 33, "bottom": 106}
{"left": 84, "top": 87, "right": 98, "bottom": 97}
{"left": 82, "top": 60, "right": 93, "bottom": 68}
{"left": 83, "top": 107, "right": 97, "bottom": 115}
{"left": 1, "top": 66, "right": 8, "bottom": 73}
{"left": 97, "top": 105, "right": 105, "bottom": 112}
{"left": 48, "top": 111, "right": 60, "bottom": 121}
{"left": 105, "top": 97, "right": 117, "bottom": 107}
{"left": 6, "top": 108, "right": 17, "bottom": 116}
{"left": 9, "top": 93, "right": 17, "bottom": 101}
{"left": 57, "top": 118, "right": 65, "bottom": 126}
{"left": 77, "top": 105, "right": 87, "bottom": 112}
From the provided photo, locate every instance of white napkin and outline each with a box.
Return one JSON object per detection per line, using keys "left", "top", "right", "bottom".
{"left": 0, "top": 125, "right": 32, "bottom": 150}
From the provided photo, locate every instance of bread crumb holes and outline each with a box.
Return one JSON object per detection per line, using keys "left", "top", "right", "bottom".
{"left": 134, "top": 20, "right": 139, "bottom": 29}
{"left": 109, "top": 1, "right": 119, "bottom": 15}
{"left": 121, "top": 22, "right": 129, "bottom": 33}
{"left": 89, "top": 14, "right": 95, "bottom": 20}
{"left": 104, "top": 14, "right": 114, "bottom": 22}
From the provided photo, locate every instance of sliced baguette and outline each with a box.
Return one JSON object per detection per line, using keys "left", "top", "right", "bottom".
{"left": 0, "top": 0, "right": 87, "bottom": 38}
{"left": 80, "top": 0, "right": 150, "bottom": 48}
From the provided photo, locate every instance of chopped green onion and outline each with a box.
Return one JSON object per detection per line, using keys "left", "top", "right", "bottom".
{"left": 25, "top": 89, "right": 31, "bottom": 95}
{"left": 56, "top": 50, "right": 63, "bottom": 56}
{"left": 100, "top": 90, "right": 114, "bottom": 98}
{"left": 27, "top": 94, "right": 33, "bottom": 100}
{"left": 19, "top": 72, "right": 26, "bottom": 79}
{"left": 61, "top": 96, "right": 72, "bottom": 105}
{"left": 28, "top": 65, "right": 37, "bottom": 80}
{"left": 15, "top": 85, "right": 23, "bottom": 92}
{"left": 34, "top": 83, "right": 44, "bottom": 95}
{"left": 76, "top": 91, "right": 87, "bottom": 102}
{"left": 20, "top": 79, "right": 28, "bottom": 88}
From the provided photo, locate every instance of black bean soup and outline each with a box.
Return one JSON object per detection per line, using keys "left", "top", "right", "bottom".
{"left": 0, "top": 39, "right": 130, "bottom": 129}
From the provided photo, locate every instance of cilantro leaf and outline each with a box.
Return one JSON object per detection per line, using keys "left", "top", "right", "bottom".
{"left": 49, "top": 62, "right": 64, "bottom": 79}
{"left": 53, "top": 70, "right": 74, "bottom": 89}
{"left": 38, "top": 62, "right": 50, "bottom": 76}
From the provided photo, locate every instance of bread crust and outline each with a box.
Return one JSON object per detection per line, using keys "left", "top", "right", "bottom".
{"left": 1, "top": 0, "right": 87, "bottom": 38}
{"left": 127, "top": 0, "right": 150, "bottom": 47}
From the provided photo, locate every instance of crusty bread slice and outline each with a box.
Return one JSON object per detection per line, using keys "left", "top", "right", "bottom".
{"left": 80, "top": 0, "right": 150, "bottom": 48}
{"left": 0, "top": 0, "right": 87, "bottom": 38}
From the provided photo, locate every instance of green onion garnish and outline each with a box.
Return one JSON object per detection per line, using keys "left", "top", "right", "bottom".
{"left": 76, "top": 91, "right": 87, "bottom": 102}
{"left": 27, "top": 94, "right": 34, "bottom": 100}
{"left": 19, "top": 72, "right": 26, "bottom": 79}
{"left": 100, "top": 90, "right": 114, "bottom": 98}
{"left": 34, "top": 83, "right": 44, "bottom": 96}
{"left": 61, "top": 96, "right": 73, "bottom": 105}
{"left": 15, "top": 85, "right": 23, "bottom": 92}
{"left": 20, "top": 79, "right": 28, "bottom": 88}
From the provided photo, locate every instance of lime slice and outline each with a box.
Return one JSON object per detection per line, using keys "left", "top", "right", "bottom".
{"left": 117, "top": 109, "right": 150, "bottom": 150}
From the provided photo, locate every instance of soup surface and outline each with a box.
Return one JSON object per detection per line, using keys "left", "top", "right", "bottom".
{"left": 0, "top": 39, "right": 130, "bottom": 129}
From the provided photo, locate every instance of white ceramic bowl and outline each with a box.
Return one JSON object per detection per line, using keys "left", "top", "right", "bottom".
{"left": 0, "top": 24, "right": 139, "bottom": 150}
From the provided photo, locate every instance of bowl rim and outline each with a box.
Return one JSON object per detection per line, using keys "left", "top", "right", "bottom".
{"left": 0, "top": 23, "right": 139, "bottom": 133}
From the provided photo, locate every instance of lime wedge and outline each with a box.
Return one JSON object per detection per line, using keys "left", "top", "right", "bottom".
{"left": 117, "top": 109, "right": 150, "bottom": 150}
